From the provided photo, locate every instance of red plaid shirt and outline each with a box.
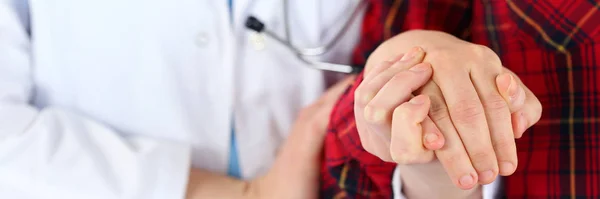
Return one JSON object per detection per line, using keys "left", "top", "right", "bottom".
{"left": 321, "top": 0, "right": 600, "bottom": 198}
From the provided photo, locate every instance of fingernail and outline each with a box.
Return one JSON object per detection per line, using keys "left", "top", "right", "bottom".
{"left": 507, "top": 75, "right": 518, "bottom": 102}
{"left": 459, "top": 174, "right": 475, "bottom": 187}
{"left": 424, "top": 133, "right": 438, "bottom": 143}
{"left": 409, "top": 95, "right": 426, "bottom": 105}
{"left": 499, "top": 162, "right": 515, "bottom": 175}
{"left": 479, "top": 170, "right": 495, "bottom": 182}
{"left": 400, "top": 47, "right": 422, "bottom": 61}
{"left": 409, "top": 63, "right": 430, "bottom": 72}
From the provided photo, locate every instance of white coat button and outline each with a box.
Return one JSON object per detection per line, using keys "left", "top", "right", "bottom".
{"left": 195, "top": 32, "right": 210, "bottom": 47}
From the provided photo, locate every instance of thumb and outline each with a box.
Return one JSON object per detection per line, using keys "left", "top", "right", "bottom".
{"left": 312, "top": 75, "right": 357, "bottom": 133}
{"left": 495, "top": 71, "right": 542, "bottom": 138}
{"left": 322, "top": 75, "right": 357, "bottom": 104}
{"left": 495, "top": 73, "right": 526, "bottom": 113}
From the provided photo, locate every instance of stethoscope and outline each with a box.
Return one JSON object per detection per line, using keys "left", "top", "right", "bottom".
{"left": 244, "top": 0, "right": 368, "bottom": 74}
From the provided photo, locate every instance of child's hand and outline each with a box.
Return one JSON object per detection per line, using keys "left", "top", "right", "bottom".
{"left": 354, "top": 47, "right": 443, "bottom": 164}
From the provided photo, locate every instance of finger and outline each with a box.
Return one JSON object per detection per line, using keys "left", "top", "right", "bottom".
{"left": 321, "top": 75, "right": 357, "bottom": 104}
{"left": 355, "top": 47, "right": 425, "bottom": 159}
{"left": 364, "top": 53, "right": 404, "bottom": 80}
{"left": 355, "top": 62, "right": 397, "bottom": 157}
{"left": 358, "top": 63, "right": 432, "bottom": 161}
{"left": 305, "top": 76, "right": 357, "bottom": 134}
{"left": 495, "top": 73, "right": 526, "bottom": 113}
{"left": 472, "top": 70, "right": 517, "bottom": 178}
{"left": 497, "top": 70, "right": 542, "bottom": 138}
{"left": 364, "top": 63, "right": 433, "bottom": 139}
{"left": 434, "top": 70, "right": 498, "bottom": 184}
{"left": 355, "top": 47, "right": 425, "bottom": 108}
{"left": 512, "top": 88, "right": 542, "bottom": 138}
{"left": 285, "top": 107, "right": 328, "bottom": 161}
{"left": 423, "top": 83, "right": 478, "bottom": 189}
{"left": 291, "top": 76, "right": 359, "bottom": 158}
{"left": 422, "top": 117, "right": 445, "bottom": 150}
{"left": 367, "top": 126, "right": 394, "bottom": 162}
{"left": 390, "top": 95, "right": 434, "bottom": 164}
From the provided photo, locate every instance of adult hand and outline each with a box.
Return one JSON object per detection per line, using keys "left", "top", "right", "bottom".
{"left": 355, "top": 30, "right": 542, "bottom": 190}
{"left": 185, "top": 76, "right": 354, "bottom": 199}
{"left": 245, "top": 76, "right": 355, "bottom": 199}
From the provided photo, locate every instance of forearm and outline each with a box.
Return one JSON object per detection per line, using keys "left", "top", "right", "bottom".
{"left": 399, "top": 162, "right": 482, "bottom": 199}
{"left": 186, "top": 168, "right": 250, "bottom": 199}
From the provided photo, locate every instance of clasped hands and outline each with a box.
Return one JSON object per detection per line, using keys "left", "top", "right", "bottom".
{"left": 355, "top": 30, "right": 542, "bottom": 189}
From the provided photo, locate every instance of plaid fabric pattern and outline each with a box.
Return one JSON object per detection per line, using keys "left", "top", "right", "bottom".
{"left": 321, "top": 0, "right": 600, "bottom": 198}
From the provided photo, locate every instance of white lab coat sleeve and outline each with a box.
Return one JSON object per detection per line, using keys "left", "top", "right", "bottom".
{"left": 0, "top": 2, "right": 191, "bottom": 199}
{"left": 392, "top": 166, "right": 502, "bottom": 199}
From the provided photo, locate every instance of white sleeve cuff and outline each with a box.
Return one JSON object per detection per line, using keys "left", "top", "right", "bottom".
{"left": 392, "top": 165, "right": 406, "bottom": 199}
{"left": 392, "top": 166, "right": 502, "bottom": 199}
{"left": 146, "top": 140, "right": 192, "bottom": 199}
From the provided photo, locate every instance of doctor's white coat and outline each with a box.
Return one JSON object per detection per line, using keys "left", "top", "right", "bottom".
{"left": 0, "top": 0, "right": 363, "bottom": 198}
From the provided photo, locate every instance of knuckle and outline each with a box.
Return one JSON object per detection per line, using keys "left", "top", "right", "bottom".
{"left": 440, "top": 153, "right": 463, "bottom": 166}
{"left": 449, "top": 100, "right": 485, "bottom": 123}
{"left": 482, "top": 95, "right": 510, "bottom": 113}
{"left": 354, "top": 86, "right": 369, "bottom": 104}
{"left": 470, "top": 44, "right": 502, "bottom": 67}
{"left": 470, "top": 44, "right": 492, "bottom": 57}
{"left": 392, "top": 105, "right": 412, "bottom": 121}
{"left": 364, "top": 104, "right": 388, "bottom": 125}
{"left": 469, "top": 151, "right": 494, "bottom": 166}
{"left": 471, "top": 45, "right": 496, "bottom": 58}
{"left": 492, "top": 138, "right": 515, "bottom": 152}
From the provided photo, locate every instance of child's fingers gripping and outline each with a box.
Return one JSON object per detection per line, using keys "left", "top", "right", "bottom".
{"left": 390, "top": 95, "right": 435, "bottom": 164}
{"left": 421, "top": 116, "right": 445, "bottom": 151}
